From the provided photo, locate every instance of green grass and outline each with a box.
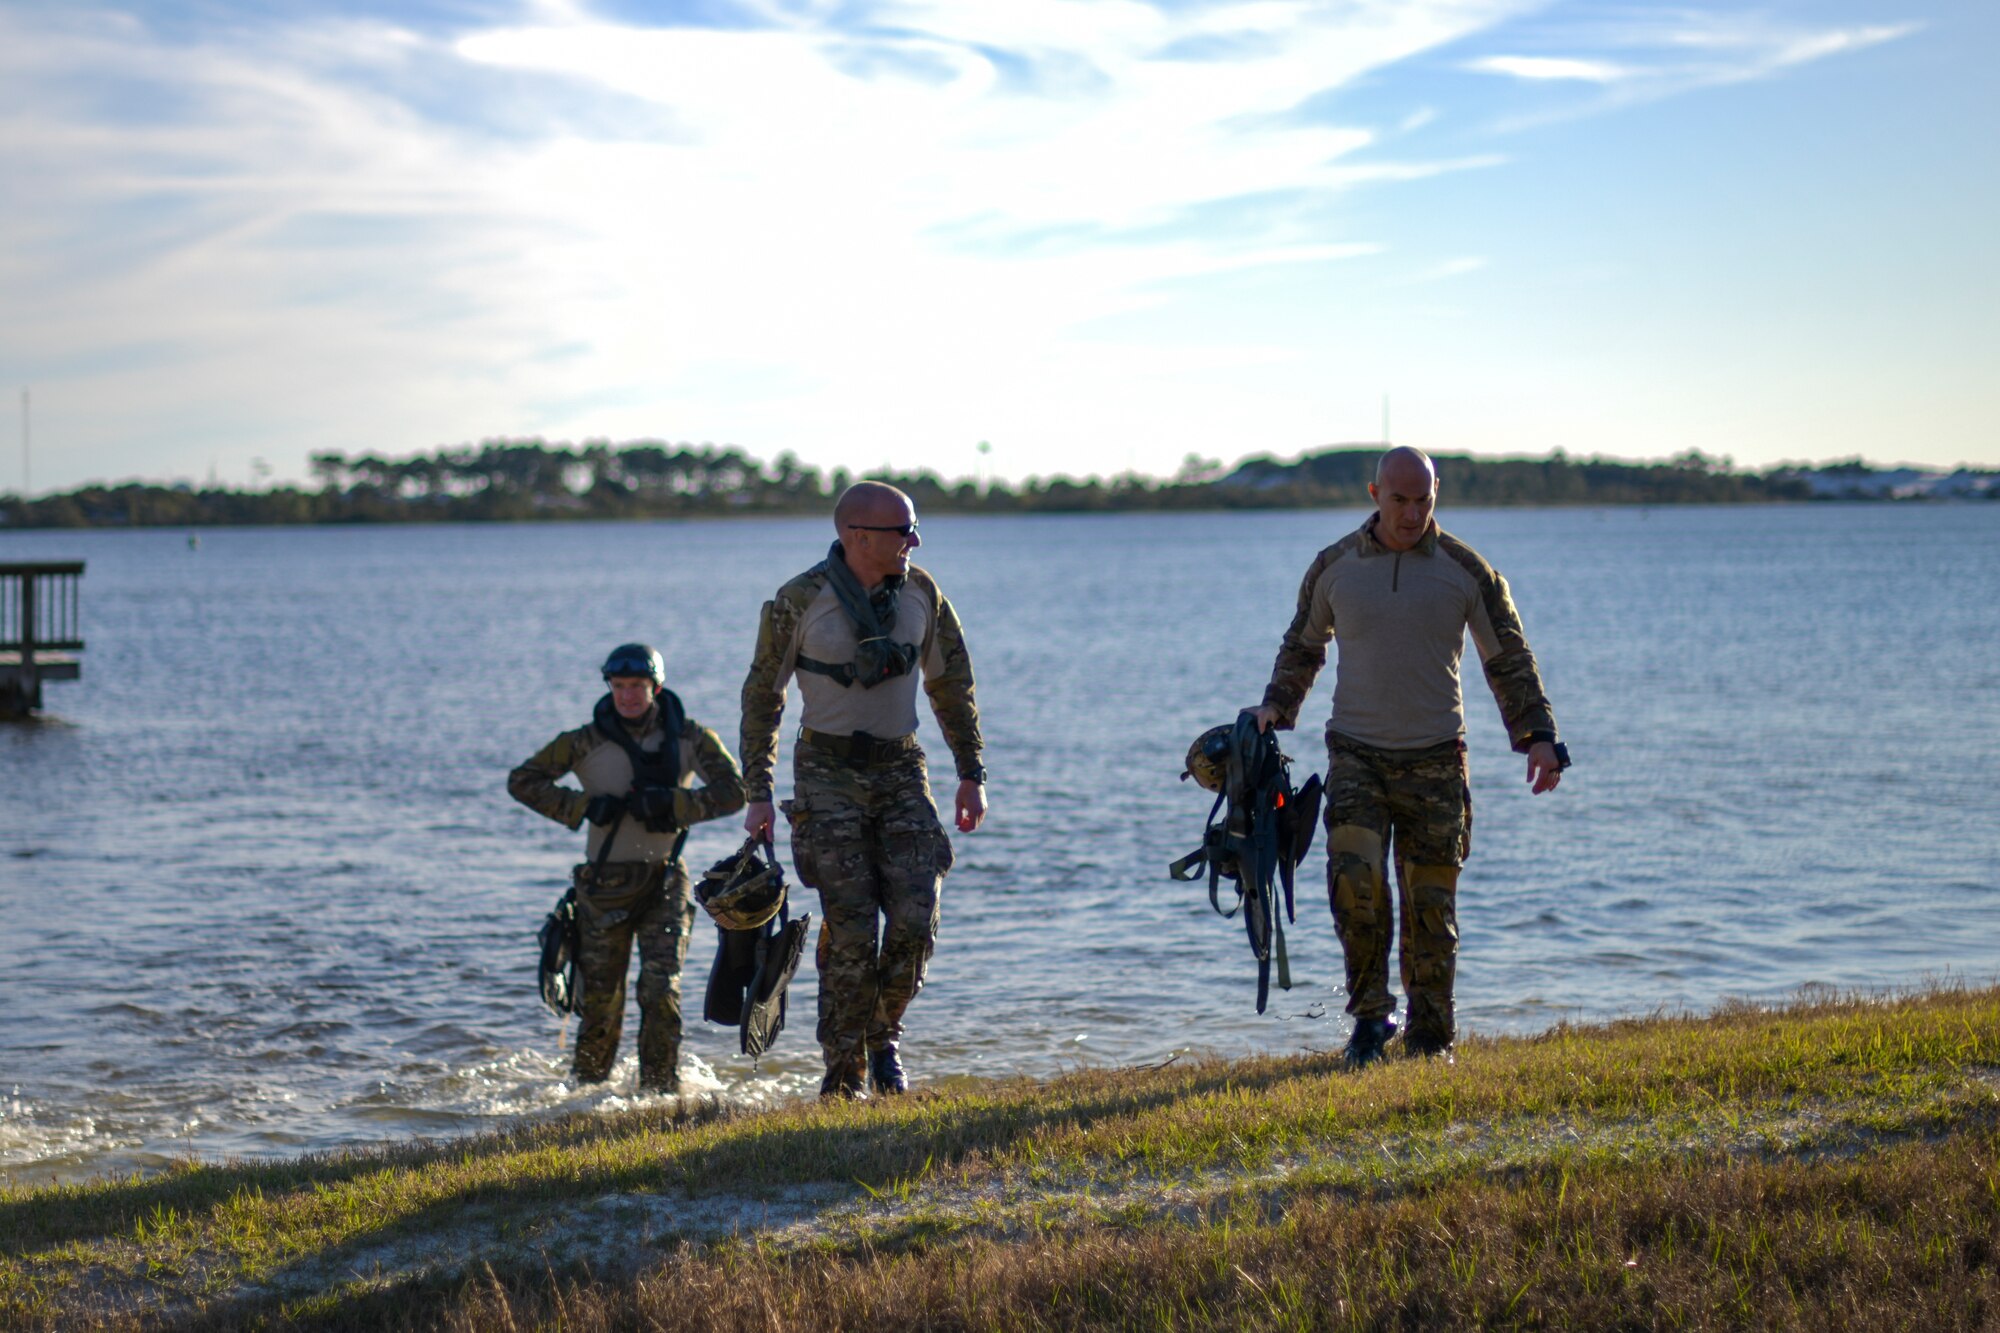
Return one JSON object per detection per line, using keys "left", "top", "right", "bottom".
{"left": 4, "top": 984, "right": 1999, "bottom": 1329}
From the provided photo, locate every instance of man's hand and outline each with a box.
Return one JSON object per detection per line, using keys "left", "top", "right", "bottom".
{"left": 584, "top": 793, "right": 625, "bottom": 826}
{"left": 1526, "top": 742, "right": 1564, "bottom": 794}
{"left": 954, "top": 780, "right": 987, "bottom": 833}
{"left": 1248, "top": 705, "right": 1281, "bottom": 734}
{"left": 744, "top": 800, "right": 776, "bottom": 839}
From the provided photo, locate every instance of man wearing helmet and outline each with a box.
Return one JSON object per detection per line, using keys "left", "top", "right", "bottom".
{"left": 739, "top": 481, "right": 987, "bottom": 1099}
{"left": 509, "top": 643, "right": 745, "bottom": 1093}
{"left": 1250, "top": 447, "right": 1568, "bottom": 1067}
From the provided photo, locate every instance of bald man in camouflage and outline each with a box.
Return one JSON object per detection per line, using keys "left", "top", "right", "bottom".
{"left": 1251, "top": 446, "right": 1569, "bottom": 1066}
{"left": 740, "top": 481, "right": 988, "bottom": 1099}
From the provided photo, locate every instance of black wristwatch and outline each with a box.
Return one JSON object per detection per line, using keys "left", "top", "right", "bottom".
{"left": 1528, "top": 731, "right": 1572, "bottom": 771}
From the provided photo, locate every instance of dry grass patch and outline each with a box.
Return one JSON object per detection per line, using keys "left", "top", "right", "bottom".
{"left": 2, "top": 984, "right": 1997, "bottom": 1330}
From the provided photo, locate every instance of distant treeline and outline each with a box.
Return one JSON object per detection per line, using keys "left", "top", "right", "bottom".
{"left": 0, "top": 439, "right": 1980, "bottom": 529}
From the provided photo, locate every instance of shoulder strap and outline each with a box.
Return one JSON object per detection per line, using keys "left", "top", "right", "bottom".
{"left": 655, "top": 689, "right": 686, "bottom": 786}
{"left": 590, "top": 807, "right": 626, "bottom": 878}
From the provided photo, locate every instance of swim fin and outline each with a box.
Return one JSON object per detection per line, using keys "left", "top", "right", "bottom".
{"left": 741, "top": 913, "right": 810, "bottom": 1059}
{"left": 537, "top": 887, "right": 582, "bottom": 1017}
{"left": 703, "top": 925, "right": 761, "bottom": 1027}
{"left": 1288, "top": 773, "right": 1323, "bottom": 866}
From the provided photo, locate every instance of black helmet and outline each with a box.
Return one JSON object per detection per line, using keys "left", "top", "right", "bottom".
{"left": 601, "top": 642, "right": 665, "bottom": 685}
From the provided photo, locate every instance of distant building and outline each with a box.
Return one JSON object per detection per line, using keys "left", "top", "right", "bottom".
{"left": 1777, "top": 466, "right": 2000, "bottom": 500}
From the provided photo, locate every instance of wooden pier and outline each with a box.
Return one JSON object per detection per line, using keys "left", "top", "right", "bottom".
{"left": 0, "top": 562, "right": 85, "bottom": 717}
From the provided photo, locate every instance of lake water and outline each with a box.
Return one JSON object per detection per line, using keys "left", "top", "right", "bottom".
{"left": 3, "top": 505, "right": 1997, "bottom": 1185}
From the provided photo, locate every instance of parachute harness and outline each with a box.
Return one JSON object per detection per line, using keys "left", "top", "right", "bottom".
{"left": 1170, "top": 715, "right": 1324, "bottom": 1014}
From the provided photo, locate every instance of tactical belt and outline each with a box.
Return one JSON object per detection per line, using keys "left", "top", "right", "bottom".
{"left": 799, "top": 727, "right": 920, "bottom": 767}
{"left": 1328, "top": 731, "right": 1467, "bottom": 763}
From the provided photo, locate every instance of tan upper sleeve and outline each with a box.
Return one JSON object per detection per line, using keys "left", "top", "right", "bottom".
{"left": 506, "top": 726, "right": 593, "bottom": 829}
{"left": 738, "top": 574, "right": 816, "bottom": 802}
{"left": 1445, "top": 537, "right": 1558, "bottom": 752}
{"left": 913, "top": 570, "right": 984, "bottom": 781}
{"left": 677, "top": 719, "right": 746, "bottom": 822}
{"left": 1260, "top": 543, "right": 1345, "bottom": 729}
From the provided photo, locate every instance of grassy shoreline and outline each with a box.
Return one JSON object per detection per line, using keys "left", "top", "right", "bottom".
{"left": 5, "top": 986, "right": 1999, "bottom": 1330}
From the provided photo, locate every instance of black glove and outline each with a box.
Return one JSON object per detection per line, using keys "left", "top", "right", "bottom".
{"left": 633, "top": 784, "right": 689, "bottom": 832}
{"left": 584, "top": 793, "right": 626, "bottom": 827}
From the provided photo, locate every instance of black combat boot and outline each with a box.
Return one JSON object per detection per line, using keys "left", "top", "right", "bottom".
{"left": 819, "top": 1053, "right": 868, "bottom": 1100}
{"left": 1402, "top": 1029, "right": 1455, "bottom": 1064}
{"left": 1342, "top": 1015, "right": 1397, "bottom": 1069}
{"left": 868, "top": 1044, "right": 908, "bottom": 1095}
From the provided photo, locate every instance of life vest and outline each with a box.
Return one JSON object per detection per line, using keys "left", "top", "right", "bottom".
{"left": 591, "top": 689, "right": 686, "bottom": 794}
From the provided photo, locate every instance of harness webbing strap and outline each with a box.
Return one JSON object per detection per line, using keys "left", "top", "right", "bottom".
{"left": 796, "top": 652, "right": 914, "bottom": 689}
{"left": 1274, "top": 914, "right": 1291, "bottom": 992}
{"left": 590, "top": 808, "right": 626, "bottom": 879}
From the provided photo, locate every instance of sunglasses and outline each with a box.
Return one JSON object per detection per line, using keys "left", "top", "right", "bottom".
{"left": 847, "top": 522, "right": 919, "bottom": 538}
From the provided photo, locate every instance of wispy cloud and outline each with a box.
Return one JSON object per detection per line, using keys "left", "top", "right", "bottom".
{"left": 1773, "top": 24, "right": 1917, "bottom": 69}
{"left": 1461, "top": 12, "right": 1925, "bottom": 131}
{"left": 2, "top": 0, "right": 1541, "bottom": 481}
{"left": 1466, "top": 55, "right": 1629, "bottom": 83}
{"left": 0, "top": 1, "right": 1948, "bottom": 486}
{"left": 1406, "top": 256, "right": 1488, "bottom": 283}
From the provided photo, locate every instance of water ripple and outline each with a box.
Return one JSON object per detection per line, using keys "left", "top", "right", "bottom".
{"left": 3, "top": 506, "right": 1998, "bottom": 1183}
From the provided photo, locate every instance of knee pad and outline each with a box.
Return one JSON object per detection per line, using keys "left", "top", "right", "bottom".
{"left": 1404, "top": 863, "right": 1461, "bottom": 978}
{"left": 1327, "top": 825, "right": 1386, "bottom": 929}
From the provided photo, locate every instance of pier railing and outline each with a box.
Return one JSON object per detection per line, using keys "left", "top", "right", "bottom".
{"left": 0, "top": 561, "right": 86, "bottom": 715}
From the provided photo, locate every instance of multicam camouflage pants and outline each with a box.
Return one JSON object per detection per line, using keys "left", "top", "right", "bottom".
{"left": 786, "top": 741, "right": 953, "bottom": 1080}
{"left": 1324, "top": 732, "right": 1472, "bottom": 1045}
{"left": 570, "top": 859, "right": 696, "bottom": 1089}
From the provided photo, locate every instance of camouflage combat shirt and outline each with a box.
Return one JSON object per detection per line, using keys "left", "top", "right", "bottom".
{"left": 740, "top": 562, "right": 983, "bottom": 801}
{"left": 508, "top": 702, "right": 746, "bottom": 862}
{"left": 1261, "top": 514, "right": 1559, "bottom": 752}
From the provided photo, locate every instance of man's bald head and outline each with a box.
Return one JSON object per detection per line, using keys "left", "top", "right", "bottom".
{"left": 1375, "top": 446, "right": 1436, "bottom": 492}
{"left": 1369, "top": 446, "right": 1439, "bottom": 553}
{"left": 833, "top": 481, "right": 922, "bottom": 584}
{"left": 834, "top": 481, "right": 913, "bottom": 531}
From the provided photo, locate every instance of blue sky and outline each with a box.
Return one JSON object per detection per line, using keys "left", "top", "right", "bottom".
{"left": 2, "top": 0, "right": 1994, "bottom": 492}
